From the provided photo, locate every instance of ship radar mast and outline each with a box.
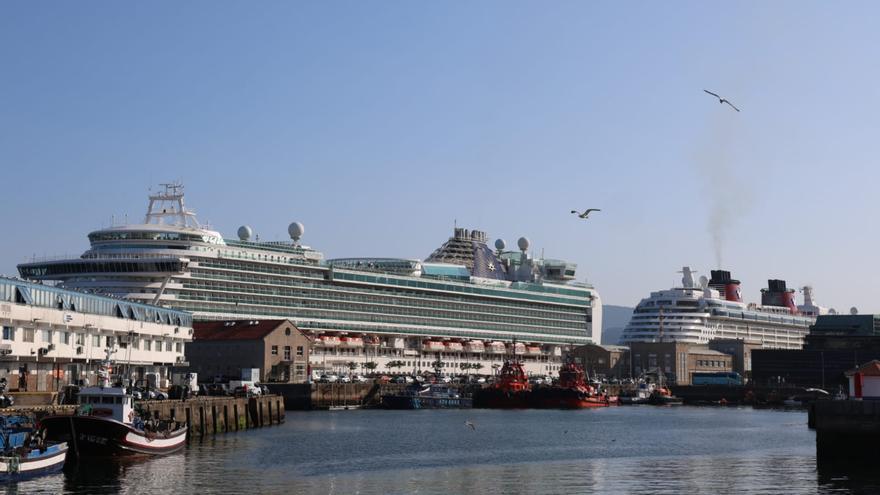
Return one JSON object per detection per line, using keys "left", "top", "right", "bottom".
{"left": 144, "top": 183, "right": 202, "bottom": 229}
{"left": 679, "top": 266, "right": 696, "bottom": 288}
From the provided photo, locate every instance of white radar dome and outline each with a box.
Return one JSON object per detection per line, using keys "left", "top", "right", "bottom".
{"left": 237, "top": 225, "right": 253, "bottom": 241}
{"left": 495, "top": 239, "right": 506, "bottom": 251}
{"left": 517, "top": 237, "right": 530, "bottom": 252}
{"left": 288, "top": 222, "right": 305, "bottom": 242}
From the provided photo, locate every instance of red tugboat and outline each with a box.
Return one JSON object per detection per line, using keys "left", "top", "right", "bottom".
{"left": 529, "top": 356, "right": 612, "bottom": 409}
{"left": 472, "top": 359, "right": 532, "bottom": 408}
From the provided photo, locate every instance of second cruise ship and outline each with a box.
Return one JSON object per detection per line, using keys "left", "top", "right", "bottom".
{"left": 19, "top": 184, "right": 601, "bottom": 378}
{"left": 620, "top": 267, "right": 831, "bottom": 349}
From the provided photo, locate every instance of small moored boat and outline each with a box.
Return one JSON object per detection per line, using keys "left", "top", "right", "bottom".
{"left": 40, "top": 354, "right": 187, "bottom": 457}
{"left": 0, "top": 415, "right": 67, "bottom": 480}
{"left": 382, "top": 384, "right": 473, "bottom": 409}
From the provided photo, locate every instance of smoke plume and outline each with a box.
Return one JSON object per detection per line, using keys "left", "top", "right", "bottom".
{"left": 695, "top": 113, "right": 748, "bottom": 269}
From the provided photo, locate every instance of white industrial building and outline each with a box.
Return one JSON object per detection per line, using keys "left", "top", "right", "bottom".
{"left": 0, "top": 277, "right": 192, "bottom": 392}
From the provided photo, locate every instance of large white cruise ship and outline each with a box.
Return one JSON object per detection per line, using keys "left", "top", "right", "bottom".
{"left": 18, "top": 184, "right": 601, "bottom": 377}
{"left": 620, "top": 267, "right": 831, "bottom": 349}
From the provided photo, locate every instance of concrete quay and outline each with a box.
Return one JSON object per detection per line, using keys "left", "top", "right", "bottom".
{"left": 136, "top": 395, "right": 285, "bottom": 437}
{"left": 812, "top": 400, "right": 880, "bottom": 462}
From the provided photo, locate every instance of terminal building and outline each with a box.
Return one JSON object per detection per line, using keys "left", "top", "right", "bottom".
{"left": 629, "top": 342, "right": 733, "bottom": 386}
{"left": 752, "top": 314, "right": 880, "bottom": 390}
{"left": 0, "top": 277, "right": 192, "bottom": 392}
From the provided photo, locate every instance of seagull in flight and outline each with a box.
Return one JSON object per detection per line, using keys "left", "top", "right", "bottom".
{"left": 571, "top": 209, "right": 601, "bottom": 219}
{"left": 464, "top": 420, "right": 476, "bottom": 431}
{"left": 703, "top": 90, "right": 740, "bottom": 112}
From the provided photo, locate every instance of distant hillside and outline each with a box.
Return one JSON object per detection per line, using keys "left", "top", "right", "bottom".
{"left": 601, "top": 305, "right": 634, "bottom": 345}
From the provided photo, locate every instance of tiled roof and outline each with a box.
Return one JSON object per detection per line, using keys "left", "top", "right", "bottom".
{"left": 193, "top": 319, "right": 292, "bottom": 341}
{"left": 846, "top": 360, "right": 880, "bottom": 377}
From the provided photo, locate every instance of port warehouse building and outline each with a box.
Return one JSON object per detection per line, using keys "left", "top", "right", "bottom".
{"left": 572, "top": 342, "right": 737, "bottom": 386}
{"left": 0, "top": 278, "right": 192, "bottom": 392}
{"left": 188, "top": 319, "right": 311, "bottom": 383}
{"left": 752, "top": 314, "right": 880, "bottom": 390}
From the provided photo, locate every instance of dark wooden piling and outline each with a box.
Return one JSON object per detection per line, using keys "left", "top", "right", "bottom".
{"left": 135, "top": 395, "right": 285, "bottom": 438}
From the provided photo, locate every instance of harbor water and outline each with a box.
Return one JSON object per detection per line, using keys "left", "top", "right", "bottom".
{"left": 9, "top": 406, "right": 880, "bottom": 494}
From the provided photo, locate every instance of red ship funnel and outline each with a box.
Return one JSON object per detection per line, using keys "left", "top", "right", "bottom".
{"left": 725, "top": 282, "right": 742, "bottom": 302}
{"left": 782, "top": 290, "right": 798, "bottom": 314}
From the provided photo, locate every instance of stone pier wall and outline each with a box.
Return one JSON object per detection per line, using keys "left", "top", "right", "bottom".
{"left": 136, "top": 395, "right": 285, "bottom": 437}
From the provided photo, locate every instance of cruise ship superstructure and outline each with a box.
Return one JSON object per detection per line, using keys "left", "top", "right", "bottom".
{"left": 19, "top": 184, "right": 601, "bottom": 377}
{"left": 620, "top": 267, "right": 830, "bottom": 349}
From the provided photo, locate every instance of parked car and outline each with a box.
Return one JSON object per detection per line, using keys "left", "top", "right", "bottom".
{"left": 351, "top": 375, "right": 368, "bottom": 383}
{"left": 207, "top": 383, "right": 230, "bottom": 396}
{"left": 318, "top": 374, "right": 339, "bottom": 383}
{"left": 338, "top": 375, "right": 352, "bottom": 383}
{"left": 233, "top": 384, "right": 262, "bottom": 397}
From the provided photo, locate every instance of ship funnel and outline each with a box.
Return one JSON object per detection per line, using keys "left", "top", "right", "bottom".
{"left": 761, "top": 279, "right": 798, "bottom": 314}
{"left": 708, "top": 270, "right": 741, "bottom": 302}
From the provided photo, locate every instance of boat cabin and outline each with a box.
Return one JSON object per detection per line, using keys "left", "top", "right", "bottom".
{"left": 77, "top": 386, "right": 135, "bottom": 425}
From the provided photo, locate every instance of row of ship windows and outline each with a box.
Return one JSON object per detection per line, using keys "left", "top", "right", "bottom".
{"left": 198, "top": 260, "right": 321, "bottom": 278}
{"left": 187, "top": 269, "right": 588, "bottom": 316}
{"left": 182, "top": 279, "right": 587, "bottom": 324}
{"left": 89, "top": 231, "right": 223, "bottom": 244}
{"left": 333, "top": 271, "right": 588, "bottom": 306}
{"left": 175, "top": 294, "right": 587, "bottom": 335}
{"left": 196, "top": 260, "right": 590, "bottom": 307}
{"left": 172, "top": 302, "right": 590, "bottom": 345}
{"left": 631, "top": 310, "right": 809, "bottom": 327}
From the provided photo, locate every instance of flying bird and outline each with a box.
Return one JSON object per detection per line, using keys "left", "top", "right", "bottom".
{"left": 703, "top": 90, "right": 740, "bottom": 112}
{"left": 464, "top": 420, "right": 476, "bottom": 431}
{"left": 571, "top": 209, "right": 601, "bottom": 219}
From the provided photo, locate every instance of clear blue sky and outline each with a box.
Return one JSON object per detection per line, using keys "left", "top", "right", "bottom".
{"left": 1, "top": 2, "right": 877, "bottom": 312}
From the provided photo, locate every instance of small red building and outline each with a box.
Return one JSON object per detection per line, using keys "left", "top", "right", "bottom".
{"left": 846, "top": 360, "right": 880, "bottom": 399}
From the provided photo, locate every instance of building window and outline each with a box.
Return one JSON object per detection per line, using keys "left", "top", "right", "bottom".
{"left": 42, "top": 330, "right": 52, "bottom": 343}
{"left": 106, "top": 336, "right": 114, "bottom": 348}
{"left": 271, "top": 346, "right": 278, "bottom": 356}
{"left": 284, "top": 346, "right": 291, "bottom": 361}
{"left": 2, "top": 327, "right": 13, "bottom": 341}
{"left": 23, "top": 329, "right": 34, "bottom": 343}
{"left": 296, "top": 346, "right": 304, "bottom": 357}
{"left": 145, "top": 340, "right": 152, "bottom": 351}
{"left": 132, "top": 338, "right": 140, "bottom": 350}
{"left": 76, "top": 334, "right": 84, "bottom": 346}
{"left": 62, "top": 332, "right": 70, "bottom": 345}
{"left": 176, "top": 342, "right": 182, "bottom": 353}
{"left": 166, "top": 341, "right": 172, "bottom": 352}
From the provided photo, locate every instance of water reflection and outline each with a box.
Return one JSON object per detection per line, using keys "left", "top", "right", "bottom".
{"left": 12, "top": 407, "right": 880, "bottom": 494}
